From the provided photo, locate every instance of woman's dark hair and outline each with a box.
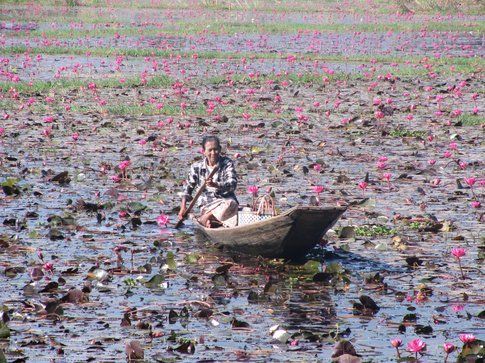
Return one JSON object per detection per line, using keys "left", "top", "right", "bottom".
{"left": 201, "top": 136, "right": 221, "bottom": 150}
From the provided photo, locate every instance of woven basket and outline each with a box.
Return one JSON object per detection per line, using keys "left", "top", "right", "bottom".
{"left": 238, "top": 195, "right": 276, "bottom": 226}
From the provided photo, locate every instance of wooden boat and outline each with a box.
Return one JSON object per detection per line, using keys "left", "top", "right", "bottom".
{"left": 193, "top": 205, "right": 346, "bottom": 258}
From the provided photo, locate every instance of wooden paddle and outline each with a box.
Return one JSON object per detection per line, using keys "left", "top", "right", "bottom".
{"left": 175, "top": 165, "right": 219, "bottom": 229}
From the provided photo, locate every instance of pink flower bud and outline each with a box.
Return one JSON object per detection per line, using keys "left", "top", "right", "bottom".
{"left": 443, "top": 342, "right": 455, "bottom": 354}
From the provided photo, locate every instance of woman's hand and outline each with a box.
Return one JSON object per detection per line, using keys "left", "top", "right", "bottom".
{"left": 205, "top": 178, "right": 218, "bottom": 189}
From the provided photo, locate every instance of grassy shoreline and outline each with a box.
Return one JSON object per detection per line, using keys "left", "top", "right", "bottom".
{"left": 2, "top": 20, "right": 483, "bottom": 37}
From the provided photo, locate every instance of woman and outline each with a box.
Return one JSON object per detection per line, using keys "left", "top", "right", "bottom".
{"left": 178, "top": 136, "right": 238, "bottom": 228}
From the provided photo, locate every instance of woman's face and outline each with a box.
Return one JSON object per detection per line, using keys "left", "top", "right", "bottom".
{"left": 204, "top": 140, "right": 220, "bottom": 166}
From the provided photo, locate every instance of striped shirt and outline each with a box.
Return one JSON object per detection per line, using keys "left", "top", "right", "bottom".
{"left": 183, "top": 156, "right": 238, "bottom": 207}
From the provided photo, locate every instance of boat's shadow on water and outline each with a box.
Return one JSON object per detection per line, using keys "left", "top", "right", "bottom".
{"left": 194, "top": 230, "right": 407, "bottom": 333}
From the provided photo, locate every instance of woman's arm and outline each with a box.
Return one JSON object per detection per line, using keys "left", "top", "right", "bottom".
{"left": 217, "top": 159, "right": 237, "bottom": 194}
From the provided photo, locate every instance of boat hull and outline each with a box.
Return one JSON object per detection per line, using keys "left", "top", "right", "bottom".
{"left": 194, "top": 206, "right": 346, "bottom": 258}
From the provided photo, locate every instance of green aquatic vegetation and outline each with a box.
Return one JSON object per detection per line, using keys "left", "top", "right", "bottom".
{"left": 0, "top": 75, "right": 173, "bottom": 94}
{"left": 389, "top": 128, "right": 427, "bottom": 138}
{"left": 12, "top": 19, "right": 485, "bottom": 38}
{"left": 354, "top": 225, "right": 396, "bottom": 237}
{"left": 457, "top": 114, "right": 485, "bottom": 126}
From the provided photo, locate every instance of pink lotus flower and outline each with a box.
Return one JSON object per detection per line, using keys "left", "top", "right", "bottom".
{"left": 471, "top": 201, "right": 481, "bottom": 208}
{"left": 391, "top": 338, "right": 402, "bottom": 358}
{"left": 358, "top": 181, "right": 368, "bottom": 192}
{"left": 72, "top": 132, "right": 79, "bottom": 141}
{"left": 110, "top": 175, "right": 121, "bottom": 183}
{"left": 313, "top": 164, "right": 322, "bottom": 172}
{"left": 313, "top": 185, "right": 324, "bottom": 194}
{"left": 391, "top": 338, "right": 402, "bottom": 348}
{"left": 451, "top": 109, "right": 462, "bottom": 117}
{"left": 247, "top": 185, "right": 259, "bottom": 196}
{"left": 430, "top": 178, "right": 441, "bottom": 187}
{"left": 452, "top": 304, "right": 464, "bottom": 312}
{"left": 42, "top": 127, "right": 52, "bottom": 138}
{"left": 451, "top": 248, "right": 466, "bottom": 259}
{"left": 407, "top": 338, "right": 426, "bottom": 358}
{"left": 119, "top": 160, "right": 131, "bottom": 171}
{"left": 156, "top": 214, "right": 169, "bottom": 227}
{"left": 42, "top": 262, "right": 54, "bottom": 273}
{"left": 459, "top": 161, "right": 467, "bottom": 170}
{"left": 43, "top": 116, "right": 54, "bottom": 123}
{"left": 428, "top": 159, "right": 437, "bottom": 166}
{"left": 0, "top": 127, "right": 5, "bottom": 136}
{"left": 443, "top": 150, "right": 452, "bottom": 158}
{"left": 119, "top": 210, "right": 128, "bottom": 218}
{"left": 464, "top": 177, "right": 476, "bottom": 187}
{"left": 383, "top": 173, "right": 392, "bottom": 190}
{"left": 443, "top": 342, "right": 455, "bottom": 354}
{"left": 452, "top": 248, "right": 467, "bottom": 279}
{"left": 374, "top": 110, "right": 385, "bottom": 119}
{"left": 459, "top": 334, "right": 475, "bottom": 344}
{"left": 376, "top": 161, "right": 387, "bottom": 170}
{"left": 378, "top": 156, "right": 388, "bottom": 162}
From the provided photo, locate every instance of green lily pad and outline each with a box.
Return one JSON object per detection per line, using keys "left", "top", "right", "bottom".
{"left": 0, "top": 322, "right": 10, "bottom": 339}
{"left": 144, "top": 274, "right": 165, "bottom": 289}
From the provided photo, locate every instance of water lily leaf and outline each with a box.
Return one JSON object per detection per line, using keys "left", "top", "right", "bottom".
{"left": 1, "top": 179, "right": 20, "bottom": 196}
{"left": 363, "top": 272, "right": 384, "bottom": 284}
{"left": 250, "top": 146, "right": 265, "bottom": 154}
{"left": 184, "top": 253, "right": 201, "bottom": 264}
{"left": 5, "top": 266, "right": 25, "bottom": 278}
{"left": 144, "top": 274, "right": 165, "bottom": 289}
{"left": 173, "top": 340, "right": 196, "bottom": 354}
{"left": 30, "top": 267, "right": 44, "bottom": 281}
{"left": 0, "top": 322, "right": 10, "bottom": 339}
{"left": 302, "top": 260, "right": 320, "bottom": 274}
{"left": 458, "top": 339, "right": 484, "bottom": 361}
{"left": 39, "top": 281, "right": 59, "bottom": 293}
{"left": 0, "top": 348, "right": 6, "bottom": 363}
{"left": 359, "top": 295, "right": 380, "bottom": 311}
{"left": 127, "top": 202, "right": 146, "bottom": 212}
{"left": 215, "top": 263, "right": 233, "bottom": 274}
{"left": 61, "top": 289, "right": 88, "bottom": 304}
{"left": 325, "top": 262, "right": 343, "bottom": 275}
{"left": 87, "top": 268, "right": 109, "bottom": 282}
{"left": 414, "top": 324, "right": 433, "bottom": 335}
{"left": 440, "top": 221, "right": 454, "bottom": 232}
{"left": 313, "top": 272, "right": 334, "bottom": 283}
{"left": 339, "top": 226, "right": 355, "bottom": 239}
{"left": 332, "top": 340, "right": 358, "bottom": 358}
{"left": 405, "top": 256, "right": 423, "bottom": 267}
{"left": 403, "top": 313, "right": 418, "bottom": 322}
{"left": 0, "top": 178, "right": 18, "bottom": 188}
{"left": 125, "top": 340, "right": 144, "bottom": 361}
{"left": 231, "top": 318, "right": 250, "bottom": 328}
{"left": 51, "top": 171, "right": 70, "bottom": 185}
{"left": 48, "top": 228, "right": 64, "bottom": 241}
